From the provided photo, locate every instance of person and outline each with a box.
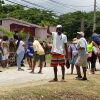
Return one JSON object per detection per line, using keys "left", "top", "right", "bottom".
{"left": 26, "top": 36, "right": 34, "bottom": 70}
{"left": 92, "top": 30, "right": 100, "bottom": 66}
{"left": 8, "top": 38, "right": 16, "bottom": 67}
{"left": 0, "top": 39, "right": 3, "bottom": 72}
{"left": 2, "top": 36, "right": 9, "bottom": 68}
{"left": 87, "top": 38, "right": 93, "bottom": 69}
{"left": 41, "top": 41, "right": 48, "bottom": 67}
{"left": 16, "top": 36, "right": 25, "bottom": 71}
{"left": 47, "top": 25, "right": 68, "bottom": 82}
{"left": 30, "top": 38, "right": 45, "bottom": 74}
{"left": 69, "top": 38, "right": 78, "bottom": 74}
{"left": 75, "top": 32, "right": 88, "bottom": 80}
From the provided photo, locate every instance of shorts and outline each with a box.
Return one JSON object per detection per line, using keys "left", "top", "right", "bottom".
{"left": 51, "top": 53, "right": 65, "bottom": 67}
{"left": 34, "top": 53, "right": 45, "bottom": 62}
{"left": 2, "top": 54, "right": 9, "bottom": 60}
{"left": 75, "top": 55, "right": 88, "bottom": 67}
{"left": 0, "top": 54, "right": 2, "bottom": 61}
{"left": 70, "top": 56, "right": 78, "bottom": 65}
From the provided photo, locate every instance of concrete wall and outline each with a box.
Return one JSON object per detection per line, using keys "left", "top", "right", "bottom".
{"left": 35, "top": 26, "right": 56, "bottom": 41}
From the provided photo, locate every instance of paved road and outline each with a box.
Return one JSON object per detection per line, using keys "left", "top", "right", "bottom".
{"left": 0, "top": 62, "right": 99, "bottom": 87}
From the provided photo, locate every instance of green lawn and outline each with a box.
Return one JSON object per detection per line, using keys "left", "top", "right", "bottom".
{"left": 0, "top": 71, "right": 100, "bottom": 100}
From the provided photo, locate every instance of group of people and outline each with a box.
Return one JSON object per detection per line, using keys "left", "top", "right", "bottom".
{"left": 0, "top": 33, "right": 49, "bottom": 72}
{"left": 0, "top": 25, "right": 100, "bottom": 82}
{"left": 47, "top": 25, "right": 100, "bottom": 81}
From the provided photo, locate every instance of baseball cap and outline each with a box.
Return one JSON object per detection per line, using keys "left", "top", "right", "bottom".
{"left": 56, "top": 25, "right": 62, "bottom": 28}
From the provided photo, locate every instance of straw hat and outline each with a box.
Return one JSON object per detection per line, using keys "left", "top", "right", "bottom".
{"left": 77, "top": 32, "right": 84, "bottom": 36}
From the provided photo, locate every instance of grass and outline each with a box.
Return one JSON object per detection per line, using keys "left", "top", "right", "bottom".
{"left": 0, "top": 71, "right": 100, "bottom": 100}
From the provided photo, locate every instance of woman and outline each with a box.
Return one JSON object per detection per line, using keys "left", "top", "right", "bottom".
{"left": 16, "top": 36, "right": 25, "bottom": 71}
{"left": 69, "top": 38, "right": 78, "bottom": 74}
{"left": 26, "top": 36, "right": 34, "bottom": 70}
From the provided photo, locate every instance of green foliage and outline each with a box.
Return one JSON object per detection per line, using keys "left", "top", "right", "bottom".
{"left": 1, "top": 3, "right": 100, "bottom": 40}
{"left": 0, "top": 27, "right": 13, "bottom": 38}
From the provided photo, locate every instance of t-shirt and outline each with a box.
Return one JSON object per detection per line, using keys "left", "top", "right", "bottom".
{"left": 51, "top": 32, "right": 67, "bottom": 54}
{"left": 77, "top": 37, "right": 87, "bottom": 56}
{"left": 92, "top": 33, "right": 100, "bottom": 45}
{"left": 70, "top": 44, "right": 78, "bottom": 57}
{"left": 16, "top": 40, "right": 25, "bottom": 54}
{"left": 87, "top": 42, "right": 93, "bottom": 53}
{"left": 2, "top": 41, "right": 9, "bottom": 55}
{"left": 33, "top": 40, "right": 45, "bottom": 55}
{"left": 26, "top": 41, "right": 34, "bottom": 57}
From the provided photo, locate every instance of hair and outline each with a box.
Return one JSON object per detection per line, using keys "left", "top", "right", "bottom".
{"left": 94, "top": 30, "right": 98, "bottom": 33}
{"left": 13, "top": 34, "right": 19, "bottom": 40}
{"left": 3, "top": 35, "right": 8, "bottom": 41}
{"left": 28, "top": 36, "right": 34, "bottom": 42}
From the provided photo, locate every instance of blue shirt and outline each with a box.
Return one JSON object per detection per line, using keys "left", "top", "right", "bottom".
{"left": 26, "top": 41, "right": 34, "bottom": 57}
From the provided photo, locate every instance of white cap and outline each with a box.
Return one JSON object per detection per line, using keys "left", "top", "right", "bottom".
{"left": 56, "top": 25, "right": 62, "bottom": 28}
{"left": 77, "top": 32, "right": 85, "bottom": 36}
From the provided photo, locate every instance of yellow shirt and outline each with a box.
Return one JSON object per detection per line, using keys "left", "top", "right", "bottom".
{"left": 87, "top": 42, "right": 93, "bottom": 53}
{"left": 33, "top": 40, "right": 45, "bottom": 55}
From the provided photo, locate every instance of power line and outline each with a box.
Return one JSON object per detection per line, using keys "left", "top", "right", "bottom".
{"left": 5, "top": 0, "right": 31, "bottom": 9}
{"left": 48, "top": 0, "right": 77, "bottom": 11}
{"left": 49, "top": 0, "right": 93, "bottom": 7}
{"left": 20, "top": 0, "right": 62, "bottom": 14}
{"left": 5, "top": 0, "right": 62, "bottom": 14}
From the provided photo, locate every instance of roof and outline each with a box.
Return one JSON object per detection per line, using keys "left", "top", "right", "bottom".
{"left": 2, "top": 17, "right": 41, "bottom": 28}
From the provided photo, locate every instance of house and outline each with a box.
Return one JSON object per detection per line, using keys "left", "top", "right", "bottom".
{"left": 0, "top": 18, "right": 56, "bottom": 41}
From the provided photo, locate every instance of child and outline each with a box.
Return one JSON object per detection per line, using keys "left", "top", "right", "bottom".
{"left": 2, "top": 36, "right": 9, "bottom": 68}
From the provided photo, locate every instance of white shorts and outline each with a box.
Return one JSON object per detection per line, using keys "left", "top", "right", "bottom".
{"left": 2, "top": 54, "right": 9, "bottom": 60}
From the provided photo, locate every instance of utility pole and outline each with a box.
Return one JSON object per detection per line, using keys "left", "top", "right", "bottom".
{"left": 93, "top": 0, "right": 96, "bottom": 32}
{"left": 81, "top": 17, "right": 84, "bottom": 32}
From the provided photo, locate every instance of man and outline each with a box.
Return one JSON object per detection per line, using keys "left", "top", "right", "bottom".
{"left": 92, "top": 30, "right": 100, "bottom": 64}
{"left": 75, "top": 32, "right": 88, "bottom": 80}
{"left": 31, "top": 39, "right": 45, "bottom": 73}
{"left": 47, "top": 25, "right": 68, "bottom": 82}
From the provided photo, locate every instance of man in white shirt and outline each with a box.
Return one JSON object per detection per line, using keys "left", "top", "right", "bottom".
{"left": 47, "top": 25, "right": 68, "bottom": 82}
{"left": 75, "top": 32, "right": 88, "bottom": 80}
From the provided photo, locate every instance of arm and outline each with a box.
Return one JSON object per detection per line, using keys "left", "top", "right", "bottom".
{"left": 64, "top": 43, "right": 68, "bottom": 59}
{"left": 92, "top": 41, "right": 99, "bottom": 48}
{"left": 47, "top": 26, "right": 52, "bottom": 35}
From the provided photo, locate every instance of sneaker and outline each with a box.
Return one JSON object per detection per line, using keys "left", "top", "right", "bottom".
{"left": 75, "top": 76, "right": 82, "bottom": 80}
{"left": 18, "top": 68, "right": 24, "bottom": 71}
{"left": 81, "top": 77, "right": 87, "bottom": 81}
{"left": 49, "top": 78, "right": 58, "bottom": 82}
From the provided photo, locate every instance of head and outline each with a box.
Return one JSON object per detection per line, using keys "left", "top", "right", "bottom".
{"left": 56, "top": 25, "right": 62, "bottom": 34}
{"left": 76, "top": 32, "right": 84, "bottom": 39}
{"left": 28, "top": 36, "right": 34, "bottom": 42}
{"left": 13, "top": 34, "right": 19, "bottom": 41}
{"left": 3, "top": 35, "right": 8, "bottom": 41}
{"left": 72, "top": 38, "right": 78, "bottom": 44}
{"left": 93, "top": 30, "right": 98, "bottom": 34}
{"left": 88, "top": 38, "right": 92, "bottom": 43}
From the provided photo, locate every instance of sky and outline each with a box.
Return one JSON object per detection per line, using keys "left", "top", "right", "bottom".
{"left": 4, "top": 0, "right": 100, "bottom": 15}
